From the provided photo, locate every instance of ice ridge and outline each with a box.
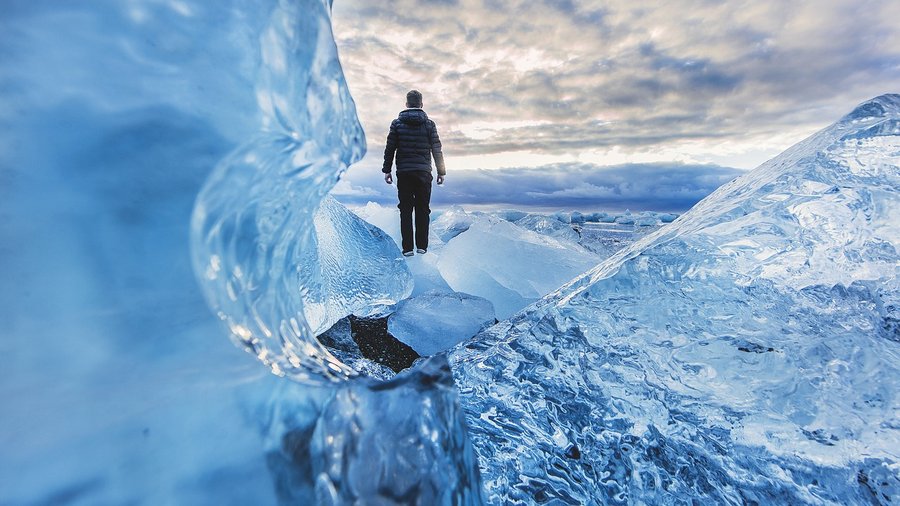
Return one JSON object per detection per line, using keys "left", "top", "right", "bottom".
{"left": 449, "top": 95, "right": 900, "bottom": 504}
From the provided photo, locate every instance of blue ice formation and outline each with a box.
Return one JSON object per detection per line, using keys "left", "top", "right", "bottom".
{"left": 264, "top": 356, "right": 484, "bottom": 504}
{"left": 0, "top": 1, "right": 315, "bottom": 503}
{"left": 3, "top": 0, "right": 899, "bottom": 503}
{"left": 436, "top": 213, "right": 601, "bottom": 318}
{"left": 388, "top": 291, "right": 496, "bottom": 356}
{"left": 190, "top": 1, "right": 413, "bottom": 383}
{"left": 185, "top": 0, "right": 483, "bottom": 502}
{"left": 0, "top": 0, "right": 473, "bottom": 503}
{"left": 449, "top": 94, "right": 900, "bottom": 504}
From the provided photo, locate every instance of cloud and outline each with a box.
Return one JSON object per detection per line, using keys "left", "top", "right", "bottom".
{"left": 331, "top": 178, "right": 379, "bottom": 198}
{"left": 333, "top": 162, "right": 743, "bottom": 212}
{"left": 333, "top": 0, "right": 900, "bottom": 170}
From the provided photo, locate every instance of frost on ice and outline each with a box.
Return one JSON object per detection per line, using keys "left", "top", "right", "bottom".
{"left": 449, "top": 95, "right": 900, "bottom": 504}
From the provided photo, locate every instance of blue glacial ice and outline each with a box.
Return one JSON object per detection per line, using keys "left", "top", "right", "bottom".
{"left": 448, "top": 94, "right": 900, "bottom": 504}
{"left": 1, "top": 0, "right": 476, "bottom": 503}
{"left": 188, "top": 0, "right": 416, "bottom": 382}
{"left": 0, "top": 1, "right": 302, "bottom": 503}
{"left": 350, "top": 203, "right": 647, "bottom": 318}
{"left": 260, "top": 356, "right": 483, "bottom": 504}
{"left": 3, "top": 0, "right": 899, "bottom": 503}
{"left": 437, "top": 214, "right": 601, "bottom": 319}
{"left": 388, "top": 291, "right": 497, "bottom": 356}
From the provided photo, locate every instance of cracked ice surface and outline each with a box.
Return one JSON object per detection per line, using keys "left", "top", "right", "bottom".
{"left": 449, "top": 95, "right": 900, "bottom": 505}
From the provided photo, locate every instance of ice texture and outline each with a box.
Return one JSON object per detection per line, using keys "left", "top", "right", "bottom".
{"left": 350, "top": 202, "right": 452, "bottom": 296}
{"left": 432, "top": 205, "right": 477, "bottom": 242}
{"left": 310, "top": 196, "right": 413, "bottom": 333}
{"left": 262, "top": 357, "right": 484, "bottom": 504}
{"left": 351, "top": 203, "right": 662, "bottom": 319}
{"left": 185, "top": 1, "right": 485, "bottom": 502}
{"left": 7, "top": 0, "right": 898, "bottom": 502}
{"left": 449, "top": 95, "right": 900, "bottom": 504}
{"left": 0, "top": 1, "right": 314, "bottom": 502}
{"left": 389, "top": 291, "right": 497, "bottom": 356}
{"left": 438, "top": 214, "right": 601, "bottom": 318}
{"left": 511, "top": 213, "right": 582, "bottom": 243}
{"left": 1, "top": 0, "right": 478, "bottom": 503}
{"left": 190, "top": 2, "right": 414, "bottom": 382}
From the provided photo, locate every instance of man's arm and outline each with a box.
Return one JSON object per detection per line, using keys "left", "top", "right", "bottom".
{"left": 383, "top": 121, "right": 398, "bottom": 183}
{"left": 428, "top": 120, "right": 446, "bottom": 183}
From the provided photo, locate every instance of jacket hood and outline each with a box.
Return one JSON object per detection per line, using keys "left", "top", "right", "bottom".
{"left": 398, "top": 108, "right": 428, "bottom": 125}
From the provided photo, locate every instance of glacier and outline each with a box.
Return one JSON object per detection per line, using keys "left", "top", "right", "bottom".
{"left": 448, "top": 95, "right": 900, "bottom": 504}
{"left": 350, "top": 203, "right": 658, "bottom": 320}
{"left": 3, "top": 0, "right": 899, "bottom": 503}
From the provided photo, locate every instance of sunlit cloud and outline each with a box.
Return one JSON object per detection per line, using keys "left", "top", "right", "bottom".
{"left": 332, "top": 0, "right": 900, "bottom": 206}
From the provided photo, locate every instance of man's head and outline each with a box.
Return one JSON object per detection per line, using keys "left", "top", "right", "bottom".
{"left": 406, "top": 90, "right": 423, "bottom": 109}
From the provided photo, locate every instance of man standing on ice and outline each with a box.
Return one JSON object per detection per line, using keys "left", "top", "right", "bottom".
{"left": 382, "top": 89, "right": 446, "bottom": 257}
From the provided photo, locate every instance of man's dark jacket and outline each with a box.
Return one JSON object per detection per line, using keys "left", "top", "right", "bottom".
{"left": 382, "top": 109, "right": 446, "bottom": 176}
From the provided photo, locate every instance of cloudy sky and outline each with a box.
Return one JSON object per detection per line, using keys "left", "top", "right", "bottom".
{"left": 330, "top": 0, "right": 900, "bottom": 211}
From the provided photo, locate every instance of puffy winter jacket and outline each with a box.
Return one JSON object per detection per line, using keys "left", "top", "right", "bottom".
{"left": 382, "top": 108, "right": 446, "bottom": 176}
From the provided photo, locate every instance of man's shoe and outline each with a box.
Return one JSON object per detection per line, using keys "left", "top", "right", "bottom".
{"left": 416, "top": 248, "right": 427, "bottom": 254}
{"left": 402, "top": 250, "right": 414, "bottom": 257}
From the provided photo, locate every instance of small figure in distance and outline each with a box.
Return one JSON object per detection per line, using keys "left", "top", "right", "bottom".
{"left": 382, "top": 89, "right": 446, "bottom": 257}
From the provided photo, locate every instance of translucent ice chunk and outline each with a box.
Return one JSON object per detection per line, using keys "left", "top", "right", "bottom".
{"left": 431, "top": 205, "right": 476, "bottom": 242}
{"left": 449, "top": 95, "right": 900, "bottom": 504}
{"left": 307, "top": 196, "right": 413, "bottom": 334}
{"left": 512, "top": 213, "right": 581, "bottom": 243}
{"left": 263, "top": 356, "right": 485, "bottom": 504}
{"left": 388, "top": 291, "right": 496, "bottom": 356}
{"left": 438, "top": 215, "right": 600, "bottom": 318}
{"left": 190, "top": 3, "right": 413, "bottom": 383}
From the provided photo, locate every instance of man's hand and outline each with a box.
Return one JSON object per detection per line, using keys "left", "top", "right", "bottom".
{"left": 436, "top": 174, "right": 444, "bottom": 185}
{"left": 384, "top": 172, "right": 393, "bottom": 185}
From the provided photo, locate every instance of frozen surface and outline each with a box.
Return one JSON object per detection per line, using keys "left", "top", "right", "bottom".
{"left": 511, "top": 213, "right": 582, "bottom": 243}
{"left": 449, "top": 95, "right": 900, "bottom": 504}
{"left": 438, "top": 214, "right": 601, "bottom": 318}
{"left": 505, "top": 211, "right": 667, "bottom": 257}
{"left": 351, "top": 203, "right": 664, "bottom": 320}
{"left": 389, "top": 291, "right": 497, "bottom": 356}
{"left": 1, "top": 1, "right": 300, "bottom": 503}
{"left": 351, "top": 202, "right": 451, "bottom": 296}
{"left": 189, "top": 1, "right": 417, "bottom": 382}
{"left": 576, "top": 222, "right": 660, "bottom": 256}
{"left": 262, "top": 357, "right": 484, "bottom": 504}
{"left": 432, "top": 205, "right": 477, "bottom": 242}
{"left": 1, "top": 0, "right": 473, "bottom": 503}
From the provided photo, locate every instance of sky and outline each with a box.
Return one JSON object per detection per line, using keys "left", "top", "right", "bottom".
{"left": 330, "top": 0, "right": 900, "bottom": 211}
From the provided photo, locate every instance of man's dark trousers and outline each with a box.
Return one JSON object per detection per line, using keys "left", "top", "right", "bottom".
{"left": 396, "top": 171, "right": 432, "bottom": 252}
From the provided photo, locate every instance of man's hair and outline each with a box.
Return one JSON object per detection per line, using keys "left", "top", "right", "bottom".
{"left": 406, "top": 90, "right": 423, "bottom": 108}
